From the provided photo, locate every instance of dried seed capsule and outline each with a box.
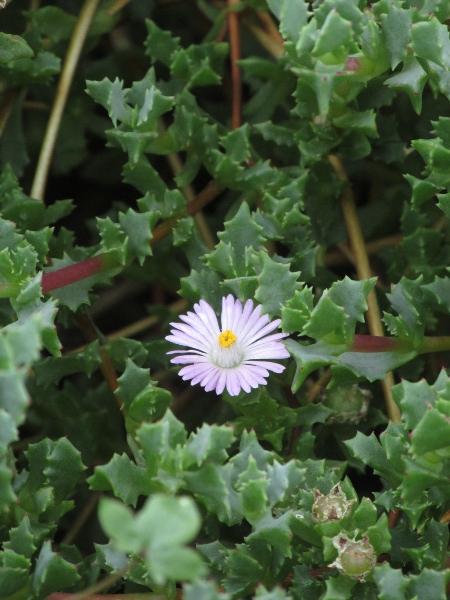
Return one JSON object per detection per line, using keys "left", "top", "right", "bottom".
{"left": 312, "top": 484, "right": 356, "bottom": 522}
{"left": 329, "top": 533, "right": 376, "bottom": 581}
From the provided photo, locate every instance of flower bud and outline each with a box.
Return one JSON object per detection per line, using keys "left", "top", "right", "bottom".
{"left": 323, "top": 384, "right": 370, "bottom": 424}
{"left": 329, "top": 533, "right": 376, "bottom": 581}
{"left": 312, "top": 484, "right": 356, "bottom": 522}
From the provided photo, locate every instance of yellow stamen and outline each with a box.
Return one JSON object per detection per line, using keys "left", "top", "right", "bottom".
{"left": 218, "top": 329, "right": 237, "bottom": 348}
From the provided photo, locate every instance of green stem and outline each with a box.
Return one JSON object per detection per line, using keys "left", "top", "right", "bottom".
{"left": 417, "top": 336, "right": 450, "bottom": 354}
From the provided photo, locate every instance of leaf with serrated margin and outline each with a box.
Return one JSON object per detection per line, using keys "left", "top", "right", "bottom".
{"left": 100, "top": 495, "right": 205, "bottom": 585}
{"left": 116, "top": 359, "right": 152, "bottom": 407}
{"left": 171, "top": 43, "right": 228, "bottom": 88}
{"left": 222, "top": 544, "right": 264, "bottom": 596}
{"left": 118, "top": 208, "right": 158, "bottom": 265}
{"left": 423, "top": 276, "right": 450, "bottom": 312}
{"left": 218, "top": 203, "right": 265, "bottom": 276}
{"left": 239, "top": 476, "right": 267, "bottom": 524}
{"left": 303, "top": 294, "right": 347, "bottom": 344}
{"left": 221, "top": 276, "right": 257, "bottom": 304}
{"left": 381, "top": 6, "right": 412, "bottom": 70}
{"left": 432, "top": 116, "right": 450, "bottom": 147}
{"left": 0, "top": 410, "right": 18, "bottom": 451}
{"left": 385, "top": 54, "right": 428, "bottom": 114}
{"left": 437, "top": 192, "right": 450, "bottom": 217}
{"left": 4, "top": 516, "right": 36, "bottom": 558}
{"left": 24, "top": 438, "right": 85, "bottom": 505}
{"left": 0, "top": 373, "right": 30, "bottom": 426}
{"left": 205, "top": 241, "right": 237, "bottom": 279}
{"left": 0, "top": 50, "right": 60, "bottom": 87}
{"left": 184, "top": 424, "right": 235, "bottom": 468}
{"left": 34, "top": 341, "right": 100, "bottom": 389}
{"left": 402, "top": 455, "right": 449, "bottom": 503}
{"left": 0, "top": 550, "right": 30, "bottom": 598}
{"left": 384, "top": 277, "right": 425, "bottom": 344}
{"left": 0, "top": 464, "right": 15, "bottom": 513}
{"left": 139, "top": 187, "right": 185, "bottom": 220}
{"left": 86, "top": 77, "right": 131, "bottom": 127}
{"left": 411, "top": 18, "right": 449, "bottom": 69}
{"left": 184, "top": 463, "right": 233, "bottom": 523}
{"left": 145, "top": 20, "right": 180, "bottom": 65}
{"left": 180, "top": 268, "right": 222, "bottom": 313}
{"left": 345, "top": 432, "right": 403, "bottom": 485}
{"left": 322, "top": 574, "right": 357, "bottom": 599}
{"left": 132, "top": 390, "right": 172, "bottom": 433}
{"left": 281, "top": 287, "right": 314, "bottom": 334}
{"left": 409, "top": 568, "right": 450, "bottom": 600}
{"left": 221, "top": 125, "right": 251, "bottom": 164}
{"left": 131, "top": 83, "right": 174, "bottom": 129}
{"left": 31, "top": 540, "right": 80, "bottom": 598}
{"left": 312, "top": 10, "right": 354, "bottom": 57}
{"left": 331, "top": 348, "right": 417, "bottom": 384}
{"left": 253, "top": 122, "right": 297, "bottom": 147}
{"left": 247, "top": 510, "right": 293, "bottom": 555}
{"left": 333, "top": 108, "right": 378, "bottom": 137}
{"left": 254, "top": 252, "right": 301, "bottom": 318}
{"left": 0, "top": 33, "right": 33, "bottom": 63}
{"left": 267, "top": 0, "right": 309, "bottom": 44}
{"left": 88, "top": 453, "right": 152, "bottom": 506}
{"left": 367, "top": 513, "right": 391, "bottom": 555}
{"left": 205, "top": 202, "right": 265, "bottom": 279}
{"left": 373, "top": 563, "right": 408, "bottom": 600}
{"left": 298, "top": 68, "right": 336, "bottom": 119}
{"left": 137, "top": 411, "right": 187, "bottom": 474}
{"left": 329, "top": 277, "right": 376, "bottom": 328}
{"left": 184, "top": 581, "right": 230, "bottom": 600}
{"left": 286, "top": 339, "right": 340, "bottom": 392}
{"left": 392, "top": 378, "right": 437, "bottom": 431}
{"left": 173, "top": 216, "right": 194, "bottom": 246}
{"left": 411, "top": 407, "right": 450, "bottom": 456}
{"left": 266, "top": 460, "right": 305, "bottom": 507}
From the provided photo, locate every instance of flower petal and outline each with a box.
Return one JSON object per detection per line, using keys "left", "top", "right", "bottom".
{"left": 245, "top": 359, "right": 286, "bottom": 373}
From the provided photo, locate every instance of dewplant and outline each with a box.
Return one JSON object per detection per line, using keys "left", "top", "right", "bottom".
{"left": 1, "top": 0, "right": 450, "bottom": 598}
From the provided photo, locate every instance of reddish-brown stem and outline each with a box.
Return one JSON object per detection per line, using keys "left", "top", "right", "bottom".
{"left": 42, "top": 255, "right": 114, "bottom": 294}
{"left": 228, "top": 0, "right": 242, "bottom": 129}
{"left": 46, "top": 591, "right": 182, "bottom": 600}
{"left": 38, "top": 180, "right": 223, "bottom": 296}
{"left": 47, "top": 596, "right": 148, "bottom": 600}
{"left": 350, "top": 335, "right": 404, "bottom": 353}
{"left": 388, "top": 508, "right": 400, "bottom": 528}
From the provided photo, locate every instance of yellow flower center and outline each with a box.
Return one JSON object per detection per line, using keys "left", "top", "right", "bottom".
{"left": 218, "top": 329, "right": 237, "bottom": 348}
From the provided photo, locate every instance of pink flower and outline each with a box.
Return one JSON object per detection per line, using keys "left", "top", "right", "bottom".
{"left": 166, "top": 295, "right": 289, "bottom": 396}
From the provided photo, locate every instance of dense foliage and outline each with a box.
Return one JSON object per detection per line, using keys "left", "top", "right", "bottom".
{"left": 1, "top": 0, "right": 450, "bottom": 598}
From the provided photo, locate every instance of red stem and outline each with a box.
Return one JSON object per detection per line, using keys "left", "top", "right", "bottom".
{"left": 42, "top": 255, "right": 112, "bottom": 294}
{"left": 38, "top": 180, "right": 224, "bottom": 296}
{"left": 228, "top": 0, "right": 242, "bottom": 130}
{"left": 350, "top": 335, "right": 403, "bottom": 353}
{"left": 46, "top": 595, "right": 153, "bottom": 600}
